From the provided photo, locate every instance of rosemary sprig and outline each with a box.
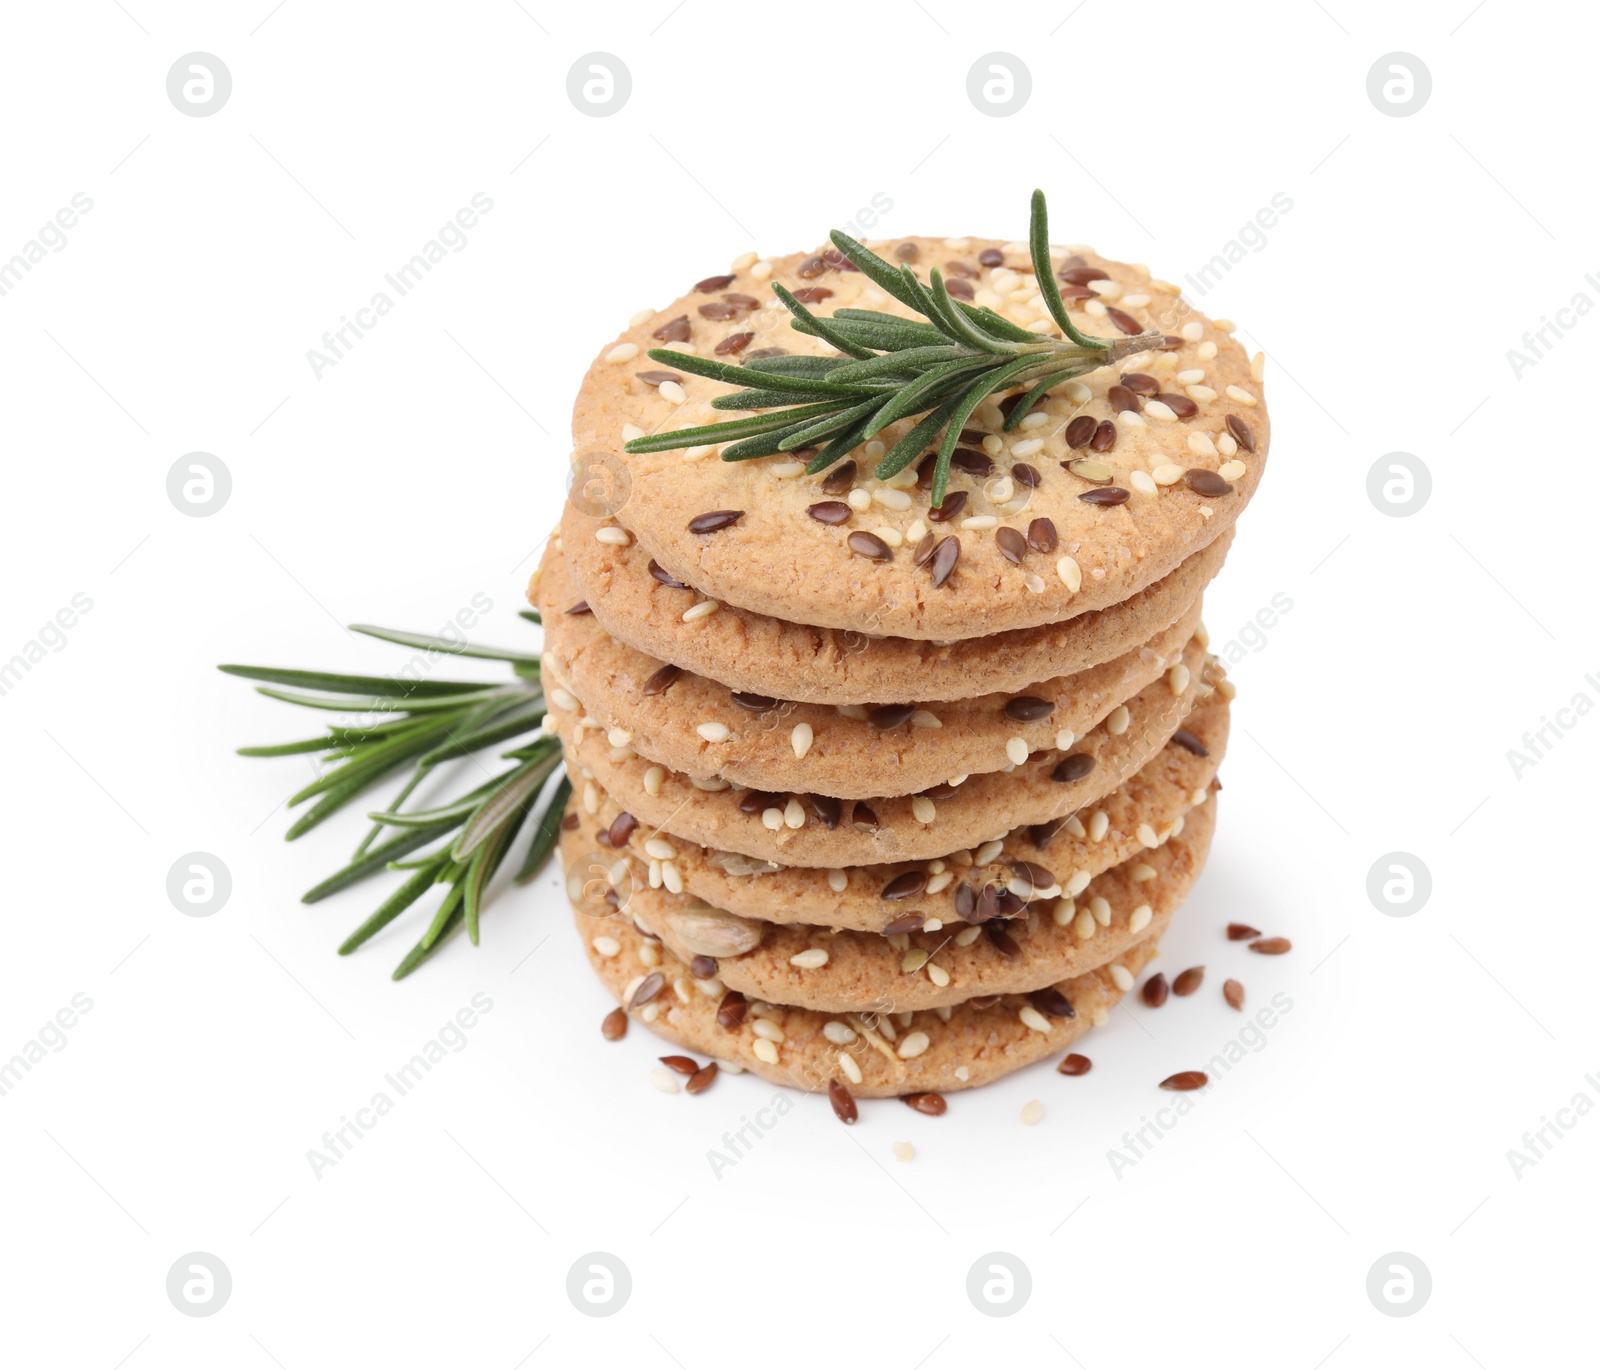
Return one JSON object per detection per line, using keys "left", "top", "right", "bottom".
{"left": 624, "top": 188, "right": 1162, "bottom": 505}
{"left": 220, "top": 620, "right": 568, "bottom": 980}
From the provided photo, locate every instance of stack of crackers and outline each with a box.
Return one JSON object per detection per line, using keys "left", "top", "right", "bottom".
{"left": 533, "top": 229, "right": 1267, "bottom": 1111}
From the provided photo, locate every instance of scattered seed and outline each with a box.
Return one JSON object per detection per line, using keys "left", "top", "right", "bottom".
{"left": 1184, "top": 468, "right": 1233, "bottom": 497}
{"left": 601, "top": 1007, "right": 628, "bottom": 1040}
{"left": 1106, "top": 306, "right": 1143, "bottom": 335}
{"left": 647, "top": 559, "right": 689, "bottom": 589}
{"left": 1160, "top": 1071, "right": 1209, "bottom": 1091}
{"left": 995, "top": 526, "right": 1028, "bottom": 564}
{"left": 1142, "top": 973, "right": 1169, "bottom": 1007}
{"left": 660, "top": 1054, "right": 699, "bottom": 1076}
{"left": 1058, "top": 1053, "right": 1092, "bottom": 1076}
{"left": 716, "top": 990, "right": 747, "bottom": 1029}
{"left": 686, "top": 1063, "right": 718, "bottom": 1094}
{"left": 1079, "top": 486, "right": 1129, "bottom": 507}
{"left": 1029, "top": 987, "right": 1076, "bottom": 1018}
{"left": 1005, "top": 696, "right": 1054, "bottom": 722}
{"left": 688, "top": 509, "right": 744, "bottom": 533}
{"left": 641, "top": 664, "right": 682, "bottom": 697}
{"left": 808, "top": 793, "right": 842, "bottom": 829}
{"left": 820, "top": 461, "right": 857, "bottom": 495}
{"left": 1173, "top": 966, "right": 1205, "bottom": 996}
{"left": 847, "top": 531, "right": 892, "bottom": 561}
{"left": 1051, "top": 753, "right": 1095, "bottom": 783}
{"left": 630, "top": 972, "right": 666, "bottom": 1008}
{"left": 1020, "top": 1099, "right": 1045, "bottom": 1125}
{"left": 1227, "top": 922, "right": 1261, "bottom": 941}
{"left": 1250, "top": 937, "right": 1292, "bottom": 955}
{"left": 881, "top": 870, "right": 928, "bottom": 900}
{"left": 903, "top": 1092, "right": 947, "bottom": 1116}
{"left": 1223, "top": 979, "right": 1245, "bottom": 1011}
{"left": 808, "top": 500, "right": 852, "bottom": 525}
{"left": 829, "top": 1079, "right": 859, "bottom": 1124}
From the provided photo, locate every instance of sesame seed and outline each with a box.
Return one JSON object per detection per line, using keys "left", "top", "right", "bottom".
{"left": 592, "top": 936, "right": 620, "bottom": 957}
{"left": 1129, "top": 904, "right": 1153, "bottom": 933}
{"left": 1066, "top": 871, "right": 1091, "bottom": 896}
{"left": 905, "top": 518, "right": 928, "bottom": 545}
{"left": 871, "top": 526, "right": 903, "bottom": 548}
{"left": 1110, "top": 964, "right": 1135, "bottom": 991}
{"left": 594, "top": 526, "right": 632, "bottom": 546}
{"left": 1056, "top": 555, "right": 1082, "bottom": 591}
{"left": 650, "top": 1066, "right": 681, "bottom": 1093}
{"left": 1009, "top": 438, "right": 1045, "bottom": 459}
{"left": 1106, "top": 705, "right": 1130, "bottom": 735}
{"left": 910, "top": 710, "right": 942, "bottom": 729}
{"left": 638, "top": 941, "right": 662, "bottom": 968}
{"left": 784, "top": 797, "right": 805, "bottom": 829}
{"left": 548, "top": 686, "right": 579, "bottom": 712}
{"left": 1226, "top": 384, "right": 1258, "bottom": 406}
{"left": 1216, "top": 432, "right": 1238, "bottom": 457}
{"left": 1198, "top": 341, "right": 1218, "bottom": 360}
{"left": 1137, "top": 823, "right": 1159, "bottom": 848}
{"left": 827, "top": 869, "right": 848, "bottom": 892}
{"left": 1169, "top": 663, "right": 1191, "bottom": 695}
{"left": 961, "top": 515, "right": 998, "bottom": 530}
{"left": 1073, "top": 909, "right": 1096, "bottom": 939}
{"left": 751, "top": 1019, "right": 785, "bottom": 1042}
{"left": 1143, "top": 399, "right": 1177, "bottom": 422}
{"left": 621, "top": 422, "right": 645, "bottom": 442}
{"left": 752, "top": 1039, "right": 780, "bottom": 1065}
{"left": 1020, "top": 1099, "right": 1045, "bottom": 1125}
{"left": 1005, "top": 736, "right": 1030, "bottom": 766}
{"left": 823, "top": 1020, "right": 857, "bottom": 1044}
{"left": 1187, "top": 432, "right": 1217, "bottom": 458}
{"left": 1130, "top": 470, "right": 1158, "bottom": 496}
{"left": 838, "top": 1052, "right": 863, "bottom": 1084}
{"left": 606, "top": 343, "right": 640, "bottom": 364}
{"left": 1123, "top": 293, "right": 1151, "bottom": 307}
{"left": 1152, "top": 463, "right": 1184, "bottom": 486}
{"left": 846, "top": 489, "right": 872, "bottom": 512}
{"left": 761, "top": 807, "right": 783, "bottom": 831}
{"left": 682, "top": 600, "right": 720, "bottom": 622}
{"left": 696, "top": 722, "right": 730, "bottom": 743}
{"left": 911, "top": 796, "right": 936, "bottom": 824}
{"left": 892, "top": 1141, "right": 915, "bottom": 1162}
{"left": 874, "top": 487, "right": 912, "bottom": 511}
{"left": 1131, "top": 864, "right": 1157, "bottom": 882}
{"left": 954, "top": 924, "right": 984, "bottom": 947}
{"left": 658, "top": 380, "right": 687, "bottom": 405}
{"left": 607, "top": 727, "right": 632, "bottom": 748}
{"left": 1251, "top": 350, "right": 1266, "bottom": 382}
{"left": 1019, "top": 1006, "right": 1051, "bottom": 1034}
{"left": 1088, "top": 811, "right": 1110, "bottom": 842}
{"left": 771, "top": 461, "right": 805, "bottom": 479}
{"left": 1091, "top": 895, "right": 1111, "bottom": 926}
{"left": 897, "top": 1031, "right": 930, "bottom": 1059}
{"left": 1181, "top": 321, "right": 1205, "bottom": 342}
{"left": 582, "top": 781, "right": 601, "bottom": 815}
{"left": 643, "top": 837, "right": 675, "bottom": 860}
{"left": 642, "top": 765, "right": 665, "bottom": 797}
{"left": 1052, "top": 899, "right": 1075, "bottom": 926}
{"left": 790, "top": 948, "right": 829, "bottom": 969}
{"left": 1219, "top": 460, "right": 1247, "bottom": 482}
{"left": 901, "top": 948, "right": 929, "bottom": 973}
{"left": 974, "top": 839, "right": 1004, "bottom": 866}
{"left": 791, "top": 723, "right": 813, "bottom": 759}
{"left": 750, "top": 261, "right": 773, "bottom": 280}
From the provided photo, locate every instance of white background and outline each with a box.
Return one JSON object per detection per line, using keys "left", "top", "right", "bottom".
{"left": 1, "top": 1, "right": 1594, "bottom": 1365}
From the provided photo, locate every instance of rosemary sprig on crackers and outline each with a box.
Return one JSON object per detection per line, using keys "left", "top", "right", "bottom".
{"left": 624, "top": 189, "right": 1162, "bottom": 506}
